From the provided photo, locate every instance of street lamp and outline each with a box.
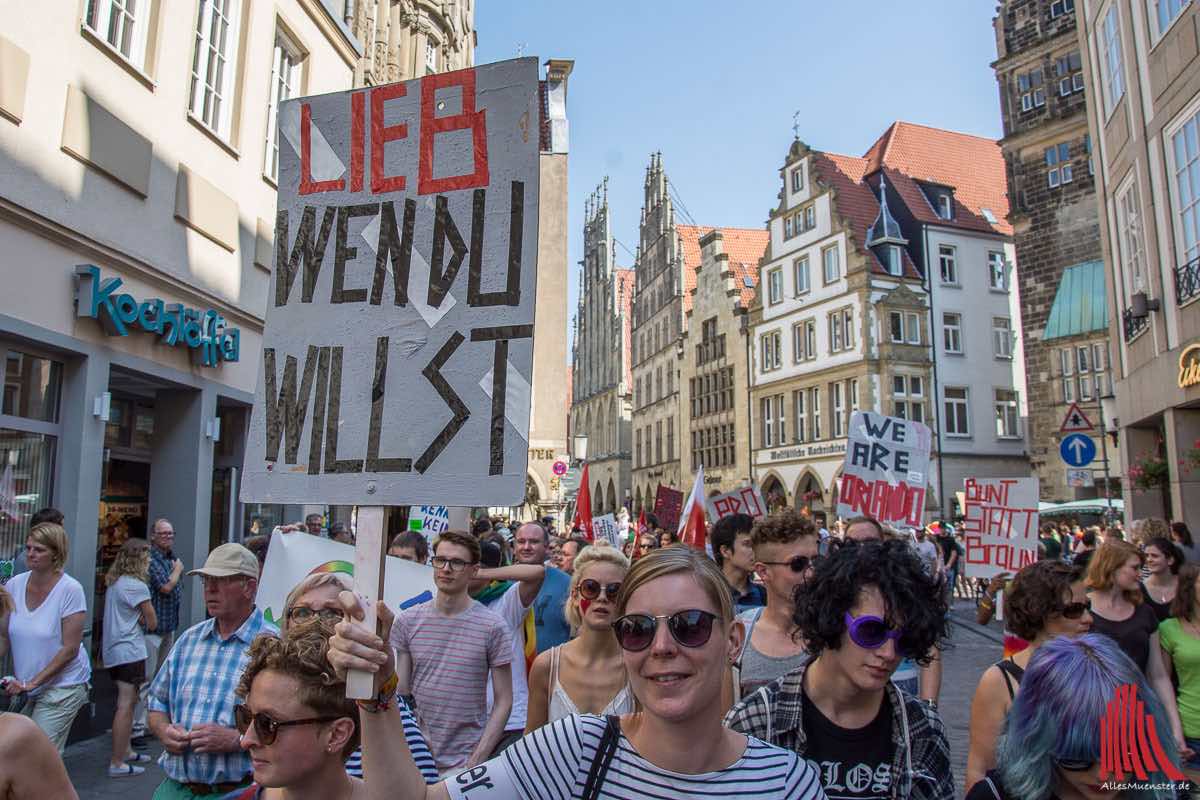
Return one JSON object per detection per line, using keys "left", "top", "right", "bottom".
{"left": 1098, "top": 389, "right": 1118, "bottom": 522}
{"left": 573, "top": 434, "right": 588, "bottom": 462}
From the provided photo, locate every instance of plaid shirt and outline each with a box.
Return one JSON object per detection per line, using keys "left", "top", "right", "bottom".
{"left": 724, "top": 661, "right": 955, "bottom": 800}
{"left": 148, "top": 608, "right": 277, "bottom": 784}
{"left": 147, "top": 546, "right": 182, "bottom": 634}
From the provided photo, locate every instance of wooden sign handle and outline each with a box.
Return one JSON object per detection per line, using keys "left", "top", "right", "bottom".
{"left": 348, "top": 505, "right": 389, "bottom": 699}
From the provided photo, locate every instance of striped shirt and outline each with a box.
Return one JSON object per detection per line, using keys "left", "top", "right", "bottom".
{"left": 391, "top": 600, "right": 512, "bottom": 771}
{"left": 344, "top": 697, "right": 438, "bottom": 782}
{"left": 443, "top": 714, "right": 825, "bottom": 799}
{"left": 148, "top": 608, "right": 277, "bottom": 784}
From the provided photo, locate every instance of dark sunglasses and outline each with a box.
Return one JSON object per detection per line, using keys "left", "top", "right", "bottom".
{"left": 234, "top": 705, "right": 342, "bottom": 746}
{"left": 286, "top": 606, "right": 344, "bottom": 624}
{"left": 1059, "top": 601, "right": 1090, "bottom": 620}
{"left": 759, "top": 555, "right": 821, "bottom": 573}
{"left": 578, "top": 579, "right": 622, "bottom": 601}
{"left": 612, "top": 609, "right": 717, "bottom": 652}
{"left": 844, "top": 612, "right": 908, "bottom": 654}
{"left": 1054, "top": 757, "right": 1095, "bottom": 771}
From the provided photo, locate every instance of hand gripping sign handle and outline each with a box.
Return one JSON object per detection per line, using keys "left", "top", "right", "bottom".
{"left": 348, "top": 505, "right": 389, "bottom": 699}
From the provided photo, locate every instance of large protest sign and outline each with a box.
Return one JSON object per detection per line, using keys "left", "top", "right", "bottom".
{"left": 240, "top": 59, "right": 541, "bottom": 507}
{"left": 255, "top": 530, "right": 436, "bottom": 625}
{"left": 591, "top": 514, "right": 619, "bottom": 547}
{"left": 709, "top": 485, "right": 767, "bottom": 521}
{"left": 415, "top": 505, "right": 450, "bottom": 538}
{"left": 654, "top": 485, "right": 683, "bottom": 531}
{"left": 961, "top": 477, "right": 1039, "bottom": 579}
{"left": 836, "top": 411, "right": 932, "bottom": 527}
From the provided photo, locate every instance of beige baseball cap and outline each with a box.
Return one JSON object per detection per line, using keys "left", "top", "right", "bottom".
{"left": 188, "top": 543, "right": 260, "bottom": 579}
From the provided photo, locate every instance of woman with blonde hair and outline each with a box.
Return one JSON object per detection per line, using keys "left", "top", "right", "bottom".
{"left": 2, "top": 523, "right": 91, "bottom": 754}
{"left": 102, "top": 537, "right": 157, "bottom": 777}
{"left": 1087, "top": 539, "right": 1188, "bottom": 754}
{"left": 326, "top": 546, "right": 823, "bottom": 798}
{"left": 524, "top": 543, "right": 633, "bottom": 733}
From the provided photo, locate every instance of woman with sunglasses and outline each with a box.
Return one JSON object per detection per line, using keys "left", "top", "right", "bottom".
{"left": 965, "top": 560, "right": 1092, "bottom": 788}
{"left": 229, "top": 629, "right": 363, "bottom": 799}
{"left": 524, "top": 544, "right": 632, "bottom": 733}
{"left": 326, "top": 547, "right": 825, "bottom": 799}
{"left": 965, "top": 633, "right": 1181, "bottom": 800}
{"left": 726, "top": 538, "right": 954, "bottom": 799}
{"left": 279, "top": 572, "right": 438, "bottom": 784}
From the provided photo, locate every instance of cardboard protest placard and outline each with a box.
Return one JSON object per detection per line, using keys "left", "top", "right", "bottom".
{"left": 591, "top": 514, "right": 619, "bottom": 548}
{"left": 255, "top": 530, "right": 436, "bottom": 625}
{"left": 654, "top": 485, "right": 683, "bottom": 531}
{"left": 416, "top": 505, "right": 450, "bottom": 538}
{"left": 836, "top": 411, "right": 932, "bottom": 527}
{"left": 961, "top": 477, "right": 1039, "bottom": 579}
{"left": 709, "top": 485, "right": 767, "bottom": 521}
{"left": 240, "top": 58, "right": 541, "bottom": 507}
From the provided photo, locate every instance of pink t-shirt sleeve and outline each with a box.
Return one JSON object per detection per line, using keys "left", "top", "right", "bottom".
{"left": 486, "top": 611, "right": 514, "bottom": 668}
{"left": 390, "top": 608, "right": 414, "bottom": 655}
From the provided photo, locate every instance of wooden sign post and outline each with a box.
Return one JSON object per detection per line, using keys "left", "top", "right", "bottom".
{"left": 240, "top": 58, "right": 542, "bottom": 701}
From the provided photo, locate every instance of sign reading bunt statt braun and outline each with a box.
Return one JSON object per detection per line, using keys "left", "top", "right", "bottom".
{"left": 241, "top": 59, "right": 541, "bottom": 506}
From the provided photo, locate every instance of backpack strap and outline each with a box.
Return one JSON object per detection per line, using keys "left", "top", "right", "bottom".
{"left": 995, "top": 659, "right": 1024, "bottom": 701}
{"left": 580, "top": 715, "right": 621, "bottom": 800}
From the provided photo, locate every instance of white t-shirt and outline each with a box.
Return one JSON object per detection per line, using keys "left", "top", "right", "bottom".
{"left": 6, "top": 571, "right": 92, "bottom": 692}
{"left": 102, "top": 574, "right": 151, "bottom": 668}
{"left": 444, "top": 714, "right": 825, "bottom": 799}
{"left": 485, "top": 583, "right": 531, "bottom": 731}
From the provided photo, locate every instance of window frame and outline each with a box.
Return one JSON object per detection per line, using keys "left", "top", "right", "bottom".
{"left": 794, "top": 389, "right": 807, "bottom": 444}
{"left": 988, "top": 251, "right": 1009, "bottom": 292}
{"left": 1167, "top": 105, "right": 1200, "bottom": 265}
{"left": 791, "top": 166, "right": 804, "bottom": 193}
{"left": 189, "top": 0, "right": 243, "bottom": 142}
{"left": 944, "top": 386, "right": 971, "bottom": 437}
{"left": 263, "top": 29, "right": 303, "bottom": 182}
{"left": 992, "top": 317, "right": 1014, "bottom": 359}
{"left": 822, "top": 243, "right": 841, "bottom": 284}
{"left": 831, "top": 382, "right": 845, "bottom": 438}
{"left": 794, "top": 255, "right": 810, "bottom": 296}
{"left": 943, "top": 311, "right": 963, "bottom": 354}
{"left": 939, "top": 245, "right": 959, "bottom": 286}
{"left": 84, "top": 0, "right": 153, "bottom": 71}
{"left": 1149, "top": 0, "right": 1193, "bottom": 43}
{"left": 994, "top": 389, "right": 1021, "bottom": 439}
{"left": 767, "top": 267, "right": 784, "bottom": 305}
{"left": 1099, "top": 2, "right": 1127, "bottom": 119}
{"left": 810, "top": 387, "right": 822, "bottom": 440}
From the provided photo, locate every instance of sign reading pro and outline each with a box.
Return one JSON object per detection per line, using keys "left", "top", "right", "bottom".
{"left": 242, "top": 59, "right": 541, "bottom": 506}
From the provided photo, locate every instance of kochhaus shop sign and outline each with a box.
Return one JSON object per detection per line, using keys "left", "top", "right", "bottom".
{"left": 75, "top": 265, "right": 241, "bottom": 367}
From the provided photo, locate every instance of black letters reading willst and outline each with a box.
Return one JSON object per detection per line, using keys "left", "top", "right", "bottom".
{"left": 263, "top": 181, "right": 530, "bottom": 477}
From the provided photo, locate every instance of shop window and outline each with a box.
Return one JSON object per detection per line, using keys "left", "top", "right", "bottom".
{"left": 0, "top": 429, "right": 57, "bottom": 575}
{"left": 3, "top": 350, "right": 62, "bottom": 424}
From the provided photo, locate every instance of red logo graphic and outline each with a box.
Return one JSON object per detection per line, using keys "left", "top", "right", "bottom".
{"left": 1099, "top": 684, "right": 1184, "bottom": 781}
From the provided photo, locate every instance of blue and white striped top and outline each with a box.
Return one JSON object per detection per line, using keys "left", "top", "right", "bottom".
{"left": 344, "top": 697, "right": 438, "bottom": 783}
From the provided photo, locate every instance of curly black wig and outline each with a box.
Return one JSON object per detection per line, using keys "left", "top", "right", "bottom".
{"left": 793, "top": 538, "right": 949, "bottom": 666}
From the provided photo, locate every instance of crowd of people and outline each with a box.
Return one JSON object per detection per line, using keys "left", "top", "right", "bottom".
{"left": 1, "top": 506, "right": 1197, "bottom": 798}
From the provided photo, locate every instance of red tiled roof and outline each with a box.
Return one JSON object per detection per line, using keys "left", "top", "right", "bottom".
{"left": 730, "top": 260, "right": 760, "bottom": 308}
{"left": 677, "top": 224, "right": 768, "bottom": 314}
{"left": 614, "top": 268, "right": 635, "bottom": 391}
{"left": 810, "top": 153, "right": 921, "bottom": 279}
{"left": 861, "top": 121, "right": 1012, "bottom": 236}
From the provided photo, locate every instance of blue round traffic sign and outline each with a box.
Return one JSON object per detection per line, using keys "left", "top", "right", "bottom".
{"left": 1060, "top": 433, "right": 1096, "bottom": 467}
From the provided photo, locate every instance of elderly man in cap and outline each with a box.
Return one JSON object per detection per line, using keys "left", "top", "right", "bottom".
{"left": 146, "top": 543, "right": 276, "bottom": 799}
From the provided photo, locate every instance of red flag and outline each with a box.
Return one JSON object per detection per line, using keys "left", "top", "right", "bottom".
{"left": 572, "top": 463, "right": 594, "bottom": 540}
{"left": 678, "top": 466, "right": 708, "bottom": 551}
{"left": 637, "top": 508, "right": 647, "bottom": 537}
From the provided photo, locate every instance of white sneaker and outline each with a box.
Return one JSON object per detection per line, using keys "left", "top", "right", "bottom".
{"left": 108, "top": 763, "right": 145, "bottom": 778}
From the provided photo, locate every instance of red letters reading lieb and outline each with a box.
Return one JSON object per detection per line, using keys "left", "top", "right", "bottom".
{"left": 299, "top": 69, "right": 489, "bottom": 197}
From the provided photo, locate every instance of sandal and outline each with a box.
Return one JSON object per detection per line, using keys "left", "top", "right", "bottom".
{"left": 108, "top": 763, "right": 145, "bottom": 778}
{"left": 124, "top": 752, "right": 152, "bottom": 763}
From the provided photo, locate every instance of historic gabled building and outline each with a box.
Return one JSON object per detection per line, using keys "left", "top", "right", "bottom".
{"left": 679, "top": 227, "right": 769, "bottom": 496}
{"left": 992, "top": 0, "right": 1117, "bottom": 503}
{"left": 570, "top": 180, "right": 635, "bottom": 514}
{"left": 630, "top": 154, "right": 688, "bottom": 511}
{"left": 348, "top": 0, "right": 476, "bottom": 86}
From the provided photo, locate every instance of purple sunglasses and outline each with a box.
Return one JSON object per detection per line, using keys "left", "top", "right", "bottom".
{"left": 844, "top": 612, "right": 907, "bottom": 653}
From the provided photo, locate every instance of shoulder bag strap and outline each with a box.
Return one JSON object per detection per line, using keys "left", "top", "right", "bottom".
{"left": 580, "top": 715, "right": 621, "bottom": 800}
{"left": 984, "top": 775, "right": 1003, "bottom": 800}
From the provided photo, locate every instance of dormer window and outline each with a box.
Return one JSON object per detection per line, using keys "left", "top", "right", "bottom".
{"left": 791, "top": 166, "right": 804, "bottom": 193}
{"left": 884, "top": 246, "right": 903, "bottom": 276}
{"left": 937, "top": 194, "right": 953, "bottom": 220}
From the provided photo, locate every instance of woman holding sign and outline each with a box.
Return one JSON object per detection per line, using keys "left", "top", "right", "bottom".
{"left": 327, "top": 547, "right": 825, "bottom": 799}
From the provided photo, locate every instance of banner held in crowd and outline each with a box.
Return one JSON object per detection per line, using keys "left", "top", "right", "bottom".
{"left": 591, "top": 514, "right": 619, "bottom": 548}
{"left": 836, "top": 411, "right": 932, "bottom": 527}
{"left": 678, "top": 466, "right": 708, "bottom": 551}
{"left": 961, "top": 477, "right": 1039, "bottom": 579}
{"left": 709, "top": 484, "right": 767, "bottom": 521}
{"left": 654, "top": 484, "right": 684, "bottom": 531}
{"left": 572, "top": 462, "right": 593, "bottom": 538}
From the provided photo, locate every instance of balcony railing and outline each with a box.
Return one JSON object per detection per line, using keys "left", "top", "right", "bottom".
{"left": 1175, "top": 254, "right": 1200, "bottom": 306}
{"left": 1123, "top": 307, "right": 1149, "bottom": 342}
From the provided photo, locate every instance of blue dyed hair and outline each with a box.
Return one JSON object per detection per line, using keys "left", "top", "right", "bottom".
{"left": 995, "top": 634, "right": 1180, "bottom": 800}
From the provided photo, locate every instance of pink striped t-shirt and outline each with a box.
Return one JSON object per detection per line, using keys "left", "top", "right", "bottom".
{"left": 391, "top": 600, "right": 513, "bottom": 770}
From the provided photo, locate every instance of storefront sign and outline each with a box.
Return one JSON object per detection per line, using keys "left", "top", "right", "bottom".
{"left": 75, "top": 265, "right": 240, "bottom": 367}
{"left": 529, "top": 448, "right": 558, "bottom": 460}
{"left": 835, "top": 412, "right": 931, "bottom": 527}
{"left": 961, "top": 477, "right": 1039, "bottom": 579}
{"left": 241, "top": 59, "right": 541, "bottom": 506}
{"left": 761, "top": 441, "right": 847, "bottom": 462}
{"left": 1179, "top": 344, "right": 1200, "bottom": 388}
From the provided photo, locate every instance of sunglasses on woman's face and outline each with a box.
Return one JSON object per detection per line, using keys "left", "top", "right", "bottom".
{"left": 578, "top": 579, "right": 622, "bottom": 601}
{"left": 844, "top": 612, "right": 908, "bottom": 654}
{"left": 611, "top": 609, "right": 717, "bottom": 652}
{"left": 759, "top": 555, "right": 821, "bottom": 573}
{"left": 1058, "top": 601, "right": 1090, "bottom": 620}
{"left": 1054, "top": 757, "right": 1095, "bottom": 772}
{"left": 234, "top": 704, "right": 342, "bottom": 746}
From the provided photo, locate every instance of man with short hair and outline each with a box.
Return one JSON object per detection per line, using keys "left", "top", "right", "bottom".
{"left": 712, "top": 513, "right": 766, "bottom": 611}
{"left": 329, "top": 521, "right": 354, "bottom": 545}
{"left": 147, "top": 543, "right": 276, "bottom": 798}
{"left": 558, "top": 536, "right": 589, "bottom": 575}
{"left": 389, "top": 531, "right": 429, "bottom": 564}
{"left": 512, "top": 522, "right": 571, "bottom": 652}
{"left": 392, "top": 531, "right": 513, "bottom": 772}
{"left": 133, "top": 518, "right": 184, "bottom": 742}
{"left": 726, "top": 539, "right": 954, "bottom": 799}
{"left": 304, "top": 513, "right": 324, "bottom": 536}
{"left": 737, "top": 511, "right": 818, "bottom": 697}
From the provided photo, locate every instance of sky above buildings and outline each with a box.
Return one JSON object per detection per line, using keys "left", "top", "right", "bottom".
{"left": 475, "top": 1, "right": 1006, "bottom": 354}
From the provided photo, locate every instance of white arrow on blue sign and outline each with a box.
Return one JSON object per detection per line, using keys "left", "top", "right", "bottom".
{"left": 1060, "top": 433, "right": 1096, "bottom": 467}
